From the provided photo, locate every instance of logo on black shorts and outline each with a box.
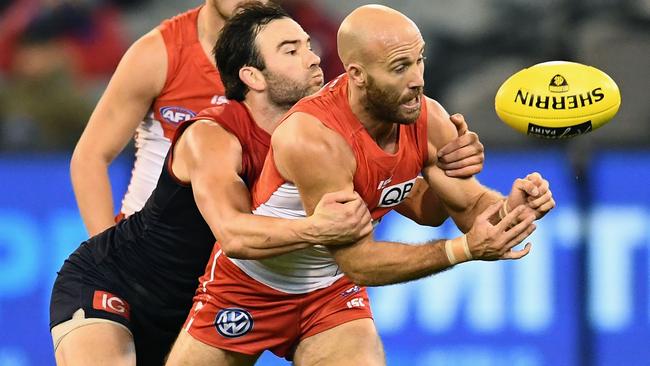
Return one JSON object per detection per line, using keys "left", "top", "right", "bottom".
{"left": 214, "top": 308, "right": 253, "bottom": 338}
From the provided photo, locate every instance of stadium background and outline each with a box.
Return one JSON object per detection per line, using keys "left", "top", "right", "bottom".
{"left": 0, "top": 0, "right": 648, "bottom": 365}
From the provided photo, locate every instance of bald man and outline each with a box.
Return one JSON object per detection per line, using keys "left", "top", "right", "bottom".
{"left": 168, "top": 5, "right": 555, "bottom": 366}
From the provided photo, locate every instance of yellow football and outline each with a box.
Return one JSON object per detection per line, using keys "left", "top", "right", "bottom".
{"left": 494, "top": 61, "right": 621, "bottom": 139}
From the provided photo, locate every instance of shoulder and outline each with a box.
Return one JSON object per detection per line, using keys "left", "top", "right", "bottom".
{"left": 116, "top": 29, "right": 167, "bottom": 84}
{"left": 102, "top": 28, "right": 166, "bottom": 99}
{"left": 273, "top": 113, "right": 345, "bottom": 155}
{"left": 196, "top": 102, "right": 242, "bottom": 122}
{"left": 181, "top": 118, "right": 242, "bottom": 155}
{"left": 195, "top": 102, "right": 251, "bottom": 137}
{"left": 128, "top": 28, "right": 166, "bottom": 60}
{"left": 272, "top": 112, "right": 356, "bottom": 174}
{"left": 157, "top": 6, "right": 199, "bottom": 37}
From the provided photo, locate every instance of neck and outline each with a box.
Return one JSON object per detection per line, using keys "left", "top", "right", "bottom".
{"left": 347, "top": 79, "right": 398, "bottom": 149}
{"left": 197, "top": 3, "right": 226, "bottom": 52}
{"left": 242, "top": 93, "right": 291, "bottom": 135}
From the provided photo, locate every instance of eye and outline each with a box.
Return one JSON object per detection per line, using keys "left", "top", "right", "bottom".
{"left": 417, "top": 56, "right": 426, "bottom": 64}
{"left": 394, "top": 65, "right": 407, "bottom": 73}
{"left": 286, "top": 49, "right": 297, "bottom": 55}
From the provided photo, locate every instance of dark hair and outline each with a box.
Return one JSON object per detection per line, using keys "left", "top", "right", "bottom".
{"left": 214, "top": 1, "right": 290, "bottom": 101}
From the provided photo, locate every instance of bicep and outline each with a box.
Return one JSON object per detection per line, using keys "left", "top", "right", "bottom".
{"left": 176, "top": 121, "right": 251, "bottom": 228}
{"left": 76, "top": 30, "right": 167, "bottom": 161}
{"left": 272, "top": 113, "right": 356, "bottom": 215}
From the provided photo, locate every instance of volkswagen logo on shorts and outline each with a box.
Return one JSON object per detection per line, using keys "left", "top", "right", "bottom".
{"left": 214, "top": 308, "right": 253, "bottom": 338}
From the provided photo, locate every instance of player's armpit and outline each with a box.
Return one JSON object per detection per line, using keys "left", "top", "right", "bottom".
{"left": 70, "top": 29, "right": 168, "bottom": 236}
{"left": 393, "top": 177, "right": 449, "bottom": 227}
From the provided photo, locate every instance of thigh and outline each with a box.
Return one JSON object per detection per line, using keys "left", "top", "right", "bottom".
{"left": 293, "top": 318, "right": 385, "bottom": 366}
{"left": 54, "top": 319, "right": 135, "bottom": 366}
{"left": 184, "top": 254, "right": 301, "bottom": 358}
{"left": 51, "top": 251, "right": 139, "bottom": 365}
{"left": 165, "top": 329, "right": 259, "bottom": 366}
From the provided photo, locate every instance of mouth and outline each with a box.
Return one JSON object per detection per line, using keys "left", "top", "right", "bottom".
{"left": 400, "top": 94, "right": 421, "bottom": 110}
{"left": 310, "top": 72, "right": 324, "bottom": 84}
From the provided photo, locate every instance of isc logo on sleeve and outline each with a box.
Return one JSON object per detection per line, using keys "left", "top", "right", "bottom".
{"left": 377, "top": 177, "right": 417, "bottom": 208}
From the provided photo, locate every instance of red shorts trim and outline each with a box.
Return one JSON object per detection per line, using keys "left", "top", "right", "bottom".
{"left": 184, "top": 251, "right": 373, "bottom": 359}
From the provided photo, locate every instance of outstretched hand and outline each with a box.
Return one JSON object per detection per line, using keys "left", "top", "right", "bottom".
{"left": 436, "top": 113, "right": 485, "bottom": 178}
{"left": 466, "top": 201, "right": 537, "bottom": 261}
{"left": 310, "top": 190, "right": 373, "bottom": 246}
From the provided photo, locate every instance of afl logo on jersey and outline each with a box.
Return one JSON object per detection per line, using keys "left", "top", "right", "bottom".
{"left": 214, "top": 308, "right": 254, "bottom": 338}
{"left": 377, "top": 177, "right": 417, "bottom": 208}
{"left": 160, "top": 106, "right": 196, "bottom": 125}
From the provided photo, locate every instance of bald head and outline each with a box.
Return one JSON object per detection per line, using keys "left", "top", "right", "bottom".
{"left": 337, "top": 5, "right": 422, "bottom": 67}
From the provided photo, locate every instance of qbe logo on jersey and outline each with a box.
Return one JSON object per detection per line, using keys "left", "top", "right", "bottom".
{"left": 214, "top": 308, "right": 254, "bottom": 338}
{"left": 377, "top": 177, "right": 417, "bottom": 208}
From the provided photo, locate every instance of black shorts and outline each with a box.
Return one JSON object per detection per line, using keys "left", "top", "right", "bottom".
{"left": 50, "top": 239, "right": 184, "bottom": 365}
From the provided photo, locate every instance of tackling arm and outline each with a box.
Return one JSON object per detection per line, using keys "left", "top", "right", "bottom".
{"left": 172, "top": 119, "right": 372, "bottom": 259}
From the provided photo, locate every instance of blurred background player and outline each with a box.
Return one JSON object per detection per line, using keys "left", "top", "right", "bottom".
{"left": 69, "top": 0, "right": 270, "bottom": 236}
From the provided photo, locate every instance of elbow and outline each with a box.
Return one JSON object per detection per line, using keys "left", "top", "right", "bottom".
{"left": 218, "top": 236, "right": 249, "bottom": 259}
{"left": 70, "top": 146, "right": 110, "bottom": 177}
{"left": 349, "top": 275, "right": 375, "bottom": 287}
{"left": 69, "top": 148, "right": 84, "bottom": 176}
{"left": 412, "top": 213, "right": 447, "bottom": 227}
{"left": 453, "top": 217, "right": 472, "bottom": 234}
{"left": 338, "top": 263, "right": 376, "bottom": 286}
{"left": 217, "top": 229, "right": 260, "bottom": 259}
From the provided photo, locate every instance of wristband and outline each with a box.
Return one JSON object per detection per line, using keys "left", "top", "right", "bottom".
{"left": 444, "top": 234, "right": 472, "bottom": 265}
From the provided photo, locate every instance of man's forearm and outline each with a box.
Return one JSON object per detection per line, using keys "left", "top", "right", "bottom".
{"left": 71, "top": 157, "right": 117, "bottom": 236}
{"left": 330, "top": 238, "right": 459, "bottom": 286}
{"left": 215, "top": 213, "right": 325, "bottom": 259}
{"left": 446, "top": 189, "right": 503, "bottom": 232}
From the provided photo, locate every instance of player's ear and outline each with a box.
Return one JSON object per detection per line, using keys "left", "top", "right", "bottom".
{"left": 347, "top": 63, "right": 366, "bottom": 87}
{"left": 239, "top": 66, "right": 266, "bottom": 93}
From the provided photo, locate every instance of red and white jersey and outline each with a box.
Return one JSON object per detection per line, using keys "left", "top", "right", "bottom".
{"left": 120, "top": 6, "right": 226, "bottom": 217}
{"left": 229, "top": 74, "right": 429, "bottom": 293}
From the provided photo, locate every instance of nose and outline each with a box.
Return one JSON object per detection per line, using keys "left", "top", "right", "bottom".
{"left": 306, "top": 48, "right": 321, "bottom": 69}
{"left": 408, "top": 66, "right": 424, "bottom": 89}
